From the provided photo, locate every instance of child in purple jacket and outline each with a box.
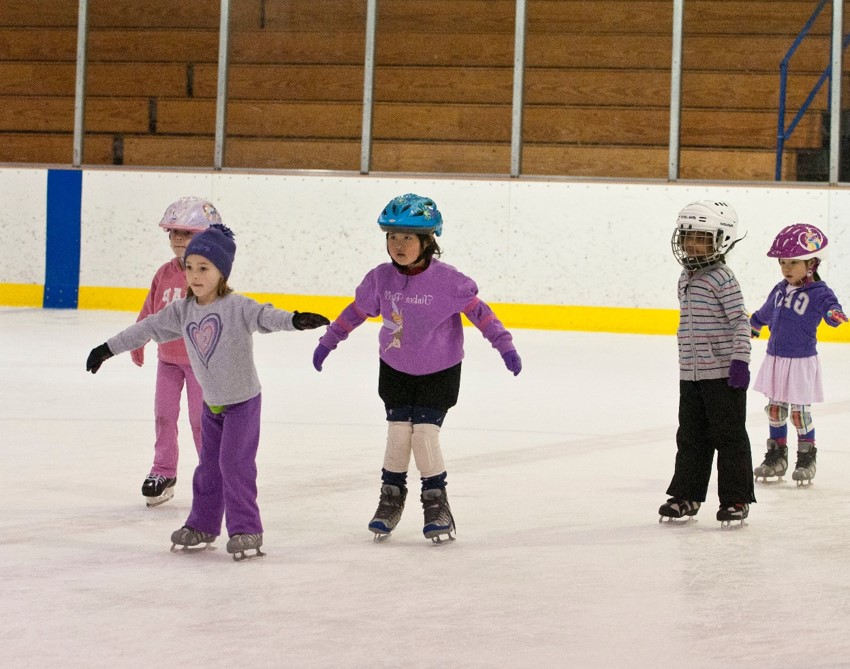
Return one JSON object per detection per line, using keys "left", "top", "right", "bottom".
{"left": 312, "top": 193, "right": 522, "bottom": 543}
{"left": 751, "top": 224, "right": 847, "bottom": 486}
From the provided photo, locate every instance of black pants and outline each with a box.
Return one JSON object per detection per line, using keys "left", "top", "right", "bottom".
{"left": 667, "top": 379, "right": 755, "bottom": 506}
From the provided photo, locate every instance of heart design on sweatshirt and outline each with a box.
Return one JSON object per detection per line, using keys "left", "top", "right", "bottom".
{"left": 186, "top": 313, "right": 222, "bottom": 368}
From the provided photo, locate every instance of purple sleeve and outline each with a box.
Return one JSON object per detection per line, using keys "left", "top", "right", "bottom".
{"left": 750, "top": 290, "right": 777, "bottom": 330}
{"left": 463, "top": 296, "right": 515, "bottom": 355}
{"left": 820, "top": 285, "right": 844, "bottom": 327}
{"left": 319, "top": 301, "right": 370, "bottom": 350}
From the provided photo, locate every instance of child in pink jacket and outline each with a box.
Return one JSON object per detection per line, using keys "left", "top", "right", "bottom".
{"left": 132, "top": 196, "right": 221, "bottom": 507}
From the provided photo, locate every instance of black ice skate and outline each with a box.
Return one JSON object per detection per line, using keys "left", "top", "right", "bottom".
{"left": 717, "top": 503, "right": 749, "bottom": 528}
{"left": 421, "top": 488, "right": 455, "bottom": 544}
{"left": 170, "top": 526, "right": 216, "bottom": 552}
{"left": 753, "top": 439, "right": 788, "bottom": 483}
{"left": 368, "top": 484, "right": 407, "bottom": 542}
{"left": 791, "top": 443, "right": 817, "bottom": 487}
{"left": 658, "top": 498, "right": 700, "bottom": 523}
{"left": 142, "top": 473, "right": 176, "bottom": 507}
{"left": 226, "top": 533, "right": 265, "bottom": 561}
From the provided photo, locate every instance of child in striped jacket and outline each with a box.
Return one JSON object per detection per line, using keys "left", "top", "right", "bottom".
{"left": 658, "top": 200, "right": 755, "bottom": 527}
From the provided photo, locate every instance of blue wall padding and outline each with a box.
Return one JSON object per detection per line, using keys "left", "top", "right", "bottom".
{"left": 43, "top": 169, "right": 82, "bottom": 308}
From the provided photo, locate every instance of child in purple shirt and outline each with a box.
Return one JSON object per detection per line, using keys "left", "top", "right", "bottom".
{"left": 312, "top": 193, "right": 522, "bottom": 543}
{"left": 750, "top": 224, "right": 847, "bottom": 486}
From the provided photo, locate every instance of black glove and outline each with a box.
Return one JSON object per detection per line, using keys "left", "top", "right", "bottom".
{"left": 292, "top": 311, "right": 330, "bottom": 331}
{"left": 86, "top": 343, "right": 114, "bottom": 374}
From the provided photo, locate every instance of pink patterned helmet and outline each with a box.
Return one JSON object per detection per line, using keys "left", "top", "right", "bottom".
{"left": 766, "top": 224, "right": 828, "bottom": 261}
{"left": 158, "top": 196, "right": 221, "bottom": 233}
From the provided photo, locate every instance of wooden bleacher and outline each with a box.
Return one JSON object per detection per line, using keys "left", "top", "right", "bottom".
{"left": 0, "top": 0, "right": 837, "bottom": 179}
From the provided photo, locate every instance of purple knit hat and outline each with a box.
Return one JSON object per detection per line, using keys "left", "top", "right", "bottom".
{"left": 184, "top": 223, "right": 236, "bottom": 279}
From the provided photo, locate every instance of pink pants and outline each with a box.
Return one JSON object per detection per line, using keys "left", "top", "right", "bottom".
{"left": 151, "top": 359, "right": 203, "bottom": 477}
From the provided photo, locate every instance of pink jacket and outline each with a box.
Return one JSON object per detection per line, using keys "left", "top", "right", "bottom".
{"left": 132, "top": 257, "right": 191, "bottom": 366}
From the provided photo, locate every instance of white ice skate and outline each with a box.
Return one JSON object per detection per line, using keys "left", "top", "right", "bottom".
{"left": 142, "top": 474, "right": 176, "bottom": 508}
{"left": 226, "top": 533, "right": 265, "bottom": 561}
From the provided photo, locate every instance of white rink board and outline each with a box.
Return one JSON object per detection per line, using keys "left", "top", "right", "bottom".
{"left": 0, "top": 168, "right": 48, "bottom": 285}
{"left": 4, "top": 167, "right": 850, "bottom": 310}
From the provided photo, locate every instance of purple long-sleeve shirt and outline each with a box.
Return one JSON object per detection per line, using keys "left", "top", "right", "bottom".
{"left": 750, "top": 279, "right": 843, "bottom": 358}
{"left": 319, "top": 259, "right": 515, "bottom": 376}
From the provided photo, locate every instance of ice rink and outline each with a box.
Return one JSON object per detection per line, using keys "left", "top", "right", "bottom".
{"left": 3, "top": 306, "right": 850, "bottom": 668}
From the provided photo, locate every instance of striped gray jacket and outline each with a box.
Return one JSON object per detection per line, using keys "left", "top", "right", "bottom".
{"left": 677, "top": 263, "right": 751, "bottom": 381}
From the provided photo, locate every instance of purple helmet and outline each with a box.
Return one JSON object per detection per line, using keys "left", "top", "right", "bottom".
{"left": 767, "top": 224, "right": 828, "bottom": 261}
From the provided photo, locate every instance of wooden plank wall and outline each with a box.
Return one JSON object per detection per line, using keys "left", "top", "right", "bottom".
{"left": 0, "top": 0, "right": 837, "bottom": 179}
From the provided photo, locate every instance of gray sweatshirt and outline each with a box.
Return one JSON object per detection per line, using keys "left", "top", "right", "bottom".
{"left": 108, "top": 293, "right": 296, "bottom": 406}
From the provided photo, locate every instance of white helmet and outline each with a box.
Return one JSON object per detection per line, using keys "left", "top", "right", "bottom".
{"left": 671, "top": 200, "right": 739, "bottom": 270}
{"left": 158, "top": 196, "right": 221, "bottom": 233}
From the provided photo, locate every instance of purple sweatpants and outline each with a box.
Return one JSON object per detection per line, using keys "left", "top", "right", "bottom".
{"left": 185, "top": 394, "right": 263, "bottom": 538}
{"left": 151, "top": 359, "right": 203, "bottom": 477}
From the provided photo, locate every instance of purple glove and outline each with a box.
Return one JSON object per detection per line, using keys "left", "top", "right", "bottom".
{"left": 312, "top": 343, "right": 332, "bottom": 371}
{"left": 502, "top": 350, "right": 522, "bottom": 376}
{"left": 727, "top": 359, "right": 750, "bottom": 390}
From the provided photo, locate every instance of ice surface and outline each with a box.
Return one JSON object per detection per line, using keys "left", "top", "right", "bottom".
{"left": 2, "top": 307, "right": 850, "bottom": 668}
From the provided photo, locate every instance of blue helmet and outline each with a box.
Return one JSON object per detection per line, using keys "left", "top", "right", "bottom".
{"left": 378, "top": 193, "right": 443, "bottom": 237}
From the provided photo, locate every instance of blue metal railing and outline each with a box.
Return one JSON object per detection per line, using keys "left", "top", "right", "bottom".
{"left": 776, "top": 0, "right": 850, "bottom": 180}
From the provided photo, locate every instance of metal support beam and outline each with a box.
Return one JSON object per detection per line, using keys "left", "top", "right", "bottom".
{"left": 214, "top": 0, "right": 232, "bottom": 170}
{"left": 72, "top": 0, "right": 89, "bottom": 167}
{"left": 829, "top": 0, "right": 844, "bottom": 183}
{"left": 360, "top": 0, "right": 378, "bottom": 174}
{"left": 668, "top": 0, "right": 684, "bottom": 181}
{"left": 510, "top": 0, "right": 528, "bottom": 177}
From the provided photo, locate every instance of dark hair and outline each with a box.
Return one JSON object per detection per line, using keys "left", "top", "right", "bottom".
{"left": 417, "top": 233, "right": 442, "bottom": 264}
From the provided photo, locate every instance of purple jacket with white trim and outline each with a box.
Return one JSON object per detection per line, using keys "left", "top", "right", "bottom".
{"left": 750, "top": 279, "right": 843, "bottom": 358}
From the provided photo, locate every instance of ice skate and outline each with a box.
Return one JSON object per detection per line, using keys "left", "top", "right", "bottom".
{"left": 421, "top": 488, "right": 455, "bottom": 544}
{"left": 658, "top": 498, "right": 700, "bottom": 523}
{"left": 142, "top": 473, "right": 176, "bottom": 507}
{"left": 753, "top": 440, "right": 788, "bottom": 483}
{"left": 791, "top": 443, "right": 817, "bottom": 487}
{"left": 368, "top": 484, "right": 407, "bottom": 542}
{"left": 226, "top": 533, "right": 265, "bottom": 561}
{"left": 170, "top": 526, "right": 216, "bottom": 552}
{"left": 717, "top": 503, "right": 749, "bottom": 528}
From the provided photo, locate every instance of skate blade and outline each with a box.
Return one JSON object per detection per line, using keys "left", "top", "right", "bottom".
{"left": 719, "top": 519, "right": 747, "bottom": 529}
{"left": 371, "top": 532, "right": 391, "bottom": 543}
{"left": 658, "top": 515, "right": 697, "bottom": 524}
{"left": 754, "top": 475, "right": 785, "bottom": 484}
{"left": 170, "top": 542, "right": 214, "bottom": 553}
{"left": 231, "top": 548, "right": 265, "bottom": 562}
{"left": 427, "top": 531, "right": 456, "bottom": 544}
{"left": 794, "top": 478, "right": 814, "bottom": 487}
{"left": 145, "top": 489, "right": 175, "bottom": 508}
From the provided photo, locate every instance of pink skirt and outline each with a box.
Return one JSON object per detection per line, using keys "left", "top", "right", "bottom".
{"left": 753, "top": 354, "right": 823, "bottom": 404}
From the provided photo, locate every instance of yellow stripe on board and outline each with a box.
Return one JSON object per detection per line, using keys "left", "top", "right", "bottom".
{"left": 5, "top": 284, "right": 850, "bottom": 341}
{"left": 77, "top": 286, "right": 148, "bottom": 312}
{"left": 0, "top": 283, "right": 44, "bottom": 307}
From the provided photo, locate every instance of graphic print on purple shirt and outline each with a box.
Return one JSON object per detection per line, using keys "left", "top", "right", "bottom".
{"left": 186, "top": 313, "right": 223, "bottom": 368}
